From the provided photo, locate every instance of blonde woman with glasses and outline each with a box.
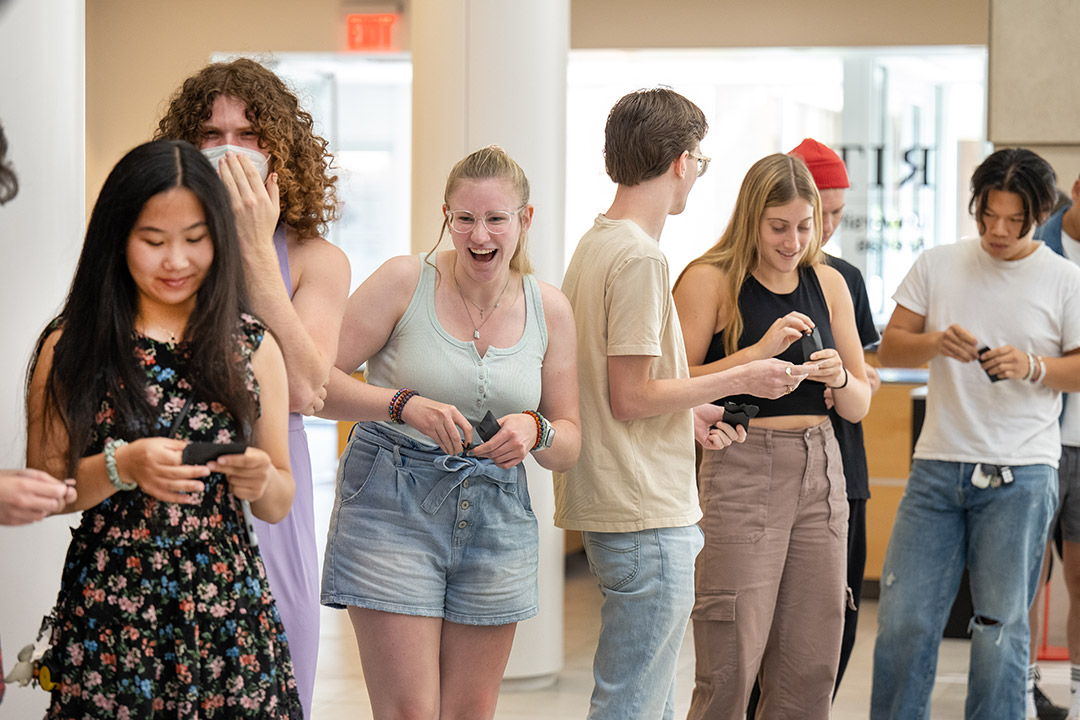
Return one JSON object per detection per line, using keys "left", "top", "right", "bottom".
{"left": 319, "top": 145, "right": 581, "bottom": 720}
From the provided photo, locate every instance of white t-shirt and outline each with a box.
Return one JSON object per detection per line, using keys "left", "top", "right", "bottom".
{"left": 893, "top": 238, "right": 1080, "bottom": 467}
{"left": 1059, "top": 228, "right": 1080, "bottom": 446}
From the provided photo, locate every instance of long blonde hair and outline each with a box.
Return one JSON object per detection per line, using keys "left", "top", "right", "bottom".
{"left": 676, "top": 153, "right": 823, "bottom": 356}
{"left": 425, "top": 144, "right": 533, "bottom": 276}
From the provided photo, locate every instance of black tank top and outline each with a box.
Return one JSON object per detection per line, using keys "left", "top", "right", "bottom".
{"left": 705, "top": 265, "right": 834, "bottom": 417}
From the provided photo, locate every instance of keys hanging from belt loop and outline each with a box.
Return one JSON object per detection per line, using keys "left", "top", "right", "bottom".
{"left": 1001, "top": 466, "right": 1014, "bottom": 484}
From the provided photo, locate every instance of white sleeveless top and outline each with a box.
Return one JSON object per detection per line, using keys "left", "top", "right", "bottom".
{"left": 365, "top": 257, "right": 548, "bottom": 446}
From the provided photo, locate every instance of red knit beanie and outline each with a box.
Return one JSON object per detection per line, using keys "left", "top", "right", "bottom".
{"left": 788, "top": 138, "right": 849, "bottom": 190}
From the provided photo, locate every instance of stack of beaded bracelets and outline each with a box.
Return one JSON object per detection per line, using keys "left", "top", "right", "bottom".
{"left": 522, "top": 410, "right": 552, "bottom": 452}
{"left": 104, "top": 438, "right": 137, "bottom": 491}
{"left": 389, "top": 388, "right": 418, "bottom": 424}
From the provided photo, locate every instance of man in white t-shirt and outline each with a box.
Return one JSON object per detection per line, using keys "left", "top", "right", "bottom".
{"left": 557, "top": 88, "right": 811, "bottom": 720}
{"left": 871, "top": 148, "right": 1080, "bottom": 720}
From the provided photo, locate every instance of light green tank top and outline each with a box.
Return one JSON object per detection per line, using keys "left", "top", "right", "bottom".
{"left": 365, "top": 257, "right": 548, "bottom": 446}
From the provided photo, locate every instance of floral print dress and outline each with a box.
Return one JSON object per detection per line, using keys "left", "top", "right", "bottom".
{"left": 42, "top": 316, "right": 302, "bottom": 720}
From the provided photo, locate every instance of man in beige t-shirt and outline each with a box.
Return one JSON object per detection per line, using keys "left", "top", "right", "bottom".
{"left": 557, "top": 88, "right": 809, "bottom": 720}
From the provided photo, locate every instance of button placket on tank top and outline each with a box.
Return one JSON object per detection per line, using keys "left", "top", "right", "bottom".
{"left": 474, "top": 357, "right": 487, "bottom": 409}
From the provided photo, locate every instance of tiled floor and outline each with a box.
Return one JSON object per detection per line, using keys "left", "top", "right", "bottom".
{"left": 305, "top": 419, "right": 1075, "bottom": 718}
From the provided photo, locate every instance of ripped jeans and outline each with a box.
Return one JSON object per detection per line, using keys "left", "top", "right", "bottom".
{"left": 871, "top": 459, "right": 1057, "bottom": 720}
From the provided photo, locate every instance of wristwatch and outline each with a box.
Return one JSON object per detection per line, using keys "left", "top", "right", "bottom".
{"left": 536, "top": 422, "right": 556, "bottom": 451}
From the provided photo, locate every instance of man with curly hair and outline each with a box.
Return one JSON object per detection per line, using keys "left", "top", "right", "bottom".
{"left": 156, "top": 58, "right": 350, "bottom": 719}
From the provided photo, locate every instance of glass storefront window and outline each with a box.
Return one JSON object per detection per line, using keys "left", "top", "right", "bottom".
{"left": 566, "top": 47, "right": 987, "bottom": 327}
{"left": 217, "top": 53, "right": 413, "bottom": 293}
{"left": 222, "top": 47, "right": 985, "bottom": 326}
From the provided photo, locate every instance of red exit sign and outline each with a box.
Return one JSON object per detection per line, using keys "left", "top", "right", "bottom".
{"left": 347, "top": 13, "right": 398, "bottom": 51}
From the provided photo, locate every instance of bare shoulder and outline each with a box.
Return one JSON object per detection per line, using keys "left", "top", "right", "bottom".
{"left": 535, "top": 278, "right": 575, "bottom": 333}
{"left": 537, "top": 279, "right": 573, "bottom": 318}
{"left": 677, "top": 262, "right": 726, "bottom": 293}
{"left": 349, "top": 253, "right": 424, "bottom": 318}
{"left": 372, "top": 253, "right": 423, "bottom": 287}
{"left": 31, "top": 327, "right": 64, "bottom": 377}
{"left": 288, "top": 227, "right": 350, "bottom": 284}
{"left": 813, "top": 262, "right": 851, "bottom": 302}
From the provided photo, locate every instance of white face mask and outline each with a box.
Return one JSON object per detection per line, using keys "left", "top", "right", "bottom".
{"left": 200, "top": 144, "right": 270, "bottom": 183}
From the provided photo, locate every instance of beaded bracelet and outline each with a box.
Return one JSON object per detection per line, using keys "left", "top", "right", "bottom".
{"left": 104, "top": 438, "right": 136, "bottom": 491}
{"left": 388, "top": 388, "right": 417, "bottom": 424}
{"left": 522, "top": 410, "right": 545, "bottom": 451}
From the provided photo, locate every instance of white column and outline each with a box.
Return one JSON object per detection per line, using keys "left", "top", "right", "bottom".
{"left": 411, "top": 0, "right": 569, "bottom": 684}
{"left": 0, "top": 0, "right": 85, "bottom": 717}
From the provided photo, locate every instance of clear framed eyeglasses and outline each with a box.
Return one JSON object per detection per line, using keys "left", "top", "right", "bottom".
{"left": 445, "top": 206, "right": 525, "bottom": 234}
{"left": 687, "top": 150, "right": 710, "bottom": 178}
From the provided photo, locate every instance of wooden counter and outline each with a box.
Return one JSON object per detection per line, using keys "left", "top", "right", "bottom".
{"left": 863, "top": 356, "right": 927, "bottom": 582}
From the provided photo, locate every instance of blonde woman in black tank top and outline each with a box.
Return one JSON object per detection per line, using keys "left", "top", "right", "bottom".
{"left": 672, "top": 153, "right": 871, "bottom": 720}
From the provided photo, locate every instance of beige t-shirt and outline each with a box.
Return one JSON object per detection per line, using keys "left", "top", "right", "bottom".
{"left": 554, "top": 214, "right": 700, "bottom": 532}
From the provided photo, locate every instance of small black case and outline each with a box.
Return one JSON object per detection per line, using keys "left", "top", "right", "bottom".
{"left": 720, "top": 402, "right": 760, "bottom": 432}
{"left": 182, "top": 442, "right": 248, "bottom": 465}
{"left": 800, "top": 326, "right": 824, "bottom": 363}
{"left": 474, "top": 411, "right": 502, "bottom": 443}
{"left": 977, "top": 346, "right": 1004, "bottom": 382}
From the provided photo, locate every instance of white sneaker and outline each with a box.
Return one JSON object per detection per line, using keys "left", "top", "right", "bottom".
{"left": 1067, "top": 691, "right": 1080, "bottom": 720}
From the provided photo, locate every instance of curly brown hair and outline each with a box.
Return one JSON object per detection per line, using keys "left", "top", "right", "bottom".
{"left": 155, "top": 58, "right": 339, "bottom": 239}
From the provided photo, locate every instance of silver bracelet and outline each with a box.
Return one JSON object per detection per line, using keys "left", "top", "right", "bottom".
{"left": 1034, "top": 356, "right": 1047, "bottom": 385}
{"left": 1022, "top": 352, "right": 1036, "bottom": 381}
{"left": 104, "top": 439, "right": 136, "bottom": 491}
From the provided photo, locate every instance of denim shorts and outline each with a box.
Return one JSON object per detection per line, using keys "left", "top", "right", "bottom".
{"left": 321, "top": 421, "right": 538, "bottom": 626}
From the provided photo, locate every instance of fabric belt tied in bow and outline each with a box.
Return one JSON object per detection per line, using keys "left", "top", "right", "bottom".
{"left": 420, "top": 454, "right": 519, "bottom": 514}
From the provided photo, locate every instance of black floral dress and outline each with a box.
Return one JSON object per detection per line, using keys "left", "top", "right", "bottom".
{"left": 42, "top": 315, "right": 302, "bottom": 720}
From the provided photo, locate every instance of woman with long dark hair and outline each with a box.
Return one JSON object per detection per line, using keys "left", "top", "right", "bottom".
{"left": 26, "top": 139, "right": 301, "bottom": 718}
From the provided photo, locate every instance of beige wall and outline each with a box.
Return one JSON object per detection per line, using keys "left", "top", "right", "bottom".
{"left": 570, "top": 0, "right": 988, "bottom": 48}
{"left": 86, "top": 0, "right": 989, "bottom": 211}
{"left": 86, "top": 0, "right": 341, "bottom": 206}
{"left": 987, "top": 0, "right": 1080, "bottom": 190}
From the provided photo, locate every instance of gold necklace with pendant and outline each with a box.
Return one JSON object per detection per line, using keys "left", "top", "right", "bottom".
{"left": 452, "top": 255, "right": 512, "bottom": 340}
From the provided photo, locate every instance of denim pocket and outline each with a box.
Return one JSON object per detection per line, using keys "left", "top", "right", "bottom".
{"left": 583, "top": 532, "right": 640, "bottom": 591}
{"left": 339, "top": 442, "right": 396, "bottom": 507}
{"left": 700, "top": 446, "right": 769, "bottom": 544}
{"left": 823, "top": 437, "right": 849, "bottom": 537}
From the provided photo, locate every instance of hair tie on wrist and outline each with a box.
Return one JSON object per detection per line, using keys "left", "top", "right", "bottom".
{"left": 834, "top": 367, "right": 849, "bottom": 390}
{"left": 105, "top": 438, "right": 136, "bottom": 491}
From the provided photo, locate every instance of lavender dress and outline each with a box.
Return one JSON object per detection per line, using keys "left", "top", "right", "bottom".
{"left": 250, "top": 224, "right": 320, "bottom": 719}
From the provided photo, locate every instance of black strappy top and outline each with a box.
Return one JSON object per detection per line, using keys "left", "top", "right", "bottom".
{"left": 706, "top": 266, "right": 834, "bottom": 417}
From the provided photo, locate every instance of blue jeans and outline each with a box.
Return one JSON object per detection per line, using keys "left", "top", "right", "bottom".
{"left": 871, "top": 459, "right": 1057, "bottom": 720}
{"left": 583, "top": 525, "right": 704, "bottom": 720}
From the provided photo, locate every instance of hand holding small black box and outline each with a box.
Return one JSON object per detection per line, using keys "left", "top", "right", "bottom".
{"left": 720, "top": 402, "right": 759, "bottom": 432}
{"left": 977, "top": 345, "right": 1005, "bottom": 382}
{"left": 800, "top": 326, "right": 824, "bottom": 363}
